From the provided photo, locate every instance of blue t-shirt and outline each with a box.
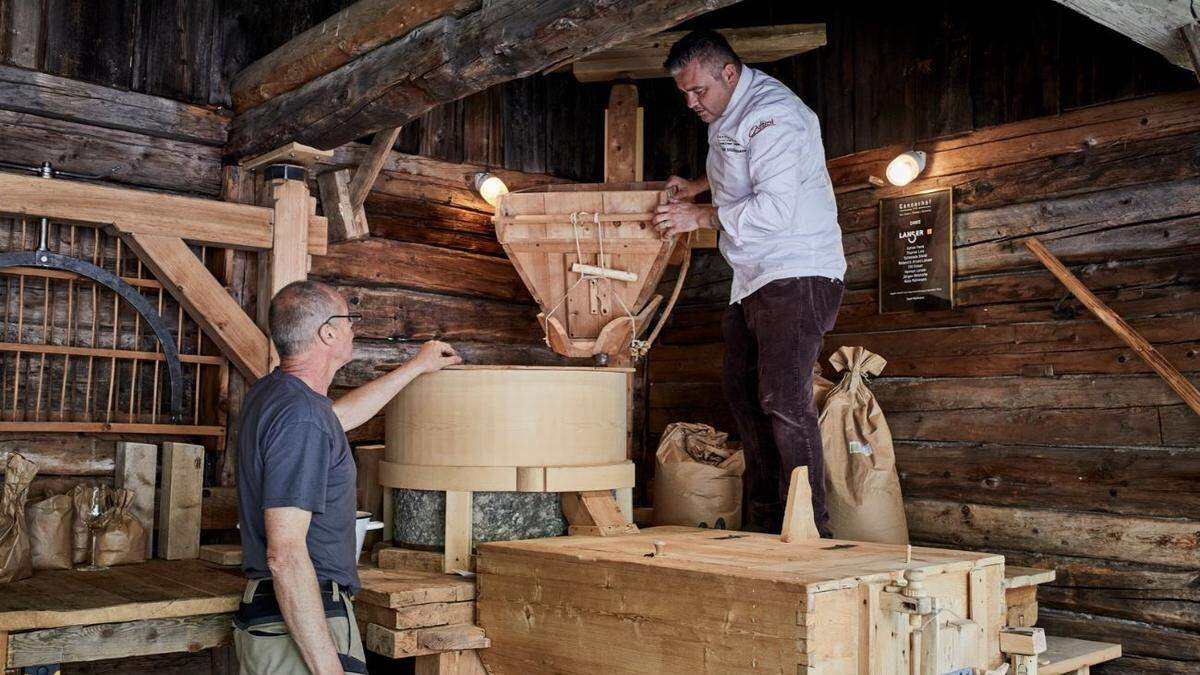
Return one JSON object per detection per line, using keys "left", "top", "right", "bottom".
{"left": 236, "top": 369, "right": 359, "bottom": 593}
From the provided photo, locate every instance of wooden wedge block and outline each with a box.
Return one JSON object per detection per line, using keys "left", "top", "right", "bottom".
{"left": 781, "top": 467, "right": 819, "bottom": 542}
{"left": 199, "top": 544, "right": 242, "bottom": 566}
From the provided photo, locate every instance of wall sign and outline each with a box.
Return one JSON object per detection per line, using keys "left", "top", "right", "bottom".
{"left": 878, "top": 188, "right": 954, "bottom": 313}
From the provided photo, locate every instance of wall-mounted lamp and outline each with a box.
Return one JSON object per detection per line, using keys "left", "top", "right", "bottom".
{"left": 885, "top": 150, "right": 927, "bottom": 187}
{"left": 473, "top": 172, "right": 509, "bottom": 207}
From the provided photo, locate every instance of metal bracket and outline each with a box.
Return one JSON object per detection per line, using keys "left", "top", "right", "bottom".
{"left": 0, "top": 250, "right": 185, "bottom": 422}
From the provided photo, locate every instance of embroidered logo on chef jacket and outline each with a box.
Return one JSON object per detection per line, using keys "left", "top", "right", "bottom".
{"left": 716, "top": 134, "right": 746, "bottom": 154}
{"left": 748, "top": 118, "right": 776, "bottom": 138}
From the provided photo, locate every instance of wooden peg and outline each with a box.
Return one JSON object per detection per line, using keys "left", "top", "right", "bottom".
{"left": 781, "top": 466, "right": 820, "bottom": 542}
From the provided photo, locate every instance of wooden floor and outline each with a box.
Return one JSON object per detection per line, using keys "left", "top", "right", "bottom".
{"left": 0, "top": 559, "right": 245, "bottom": 632}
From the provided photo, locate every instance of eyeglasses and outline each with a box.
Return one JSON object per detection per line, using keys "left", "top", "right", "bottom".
{"left": 321, "top": 314, "right": 362, "bottom": 330}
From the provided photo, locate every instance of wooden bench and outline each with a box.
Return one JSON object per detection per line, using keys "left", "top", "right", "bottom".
{"left": 0, "top": 559, "right": 243, "bottom": 672}
{"left": 1040, "top": 635, "right": 1122, "bottom": 674}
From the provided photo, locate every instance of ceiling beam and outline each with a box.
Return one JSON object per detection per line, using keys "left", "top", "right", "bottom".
{"left": 226, "top": 0, "right": 741, "bottom": 159}
{"left": 231, "top": 0, "right": 480, "bottom": 113}
{"left": 1051, "top": 0, "right": 1197, "bottom": 71}
{"left": 571, "top": 23, "right": 827, "bottom": 82}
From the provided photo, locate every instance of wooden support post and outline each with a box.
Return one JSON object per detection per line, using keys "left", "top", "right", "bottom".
{"left": 159, "top": 442, "right": 204, "bottom": 559}
{"left": 115, "top": 441, "right": 158, "bottom": 558}
{"left": 1182, "top": 23, "right": 1200, "bottom": 82}
{"left": 256, "top": 154, "right": 318, "bottom": 369}
{"left": 317, "top": 169, "right": 370, "bottom": 242}
{"left": 780, "top": 466, "right": 819, "bottom": 542}
{"left": 1026, "top": 237, "right": 1200, "bottom": 416}
{"left": 382, "top": 485, "right": 395, "bottom": 542}
{"left": 355, "top": 444, "right": 385, "bottom": 553}
{"left": 604, "top": 83, "right": 642, "bottom": 183}
{"left": 443, "top": 491, "right": 472, "bottom": 573}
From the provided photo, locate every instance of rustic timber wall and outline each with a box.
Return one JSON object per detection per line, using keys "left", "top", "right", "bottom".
{"left": 648, "top": 91, "right": 1200, "bottom": 673}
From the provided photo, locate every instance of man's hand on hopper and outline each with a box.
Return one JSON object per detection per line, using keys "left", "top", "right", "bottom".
{"left": 665, "top": 175, "right": 704, "bottom": 203}
{"left": 653, "top": 201, "right": 712, "bottom": 238}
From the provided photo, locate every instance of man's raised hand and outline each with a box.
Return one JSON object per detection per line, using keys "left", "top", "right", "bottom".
{"left": 413, "top": 340, "right": 462, "bottom": 374}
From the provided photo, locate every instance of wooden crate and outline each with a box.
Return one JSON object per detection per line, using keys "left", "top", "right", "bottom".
{"left": 476, "top": 526, "right": 1006, "bottom": 674}
{"left": 494, "top": 182, "right": 679, "bottom": 359}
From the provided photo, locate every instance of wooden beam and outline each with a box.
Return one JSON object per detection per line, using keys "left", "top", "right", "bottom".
{"left": 350, "top": 127, "right": 402, "bottom": 207}
{"left": 226, "top": 0, "right": 742, "bottom": 157}
{"left": 1025, "top": 237, "right": 1200, "bottom": 416}
{"left": 604, "top": 84, "right": 641, "bottom": 182}
{"left": 115, "top": 442, "right": 158, "bottom": 559}
{"left": 572, "top": 23, "right": 828, "bottom": 82}
{"left": 230, "top": 0, "right": 479, "bottom": 113}
{"left": 0, "top": 64, "right": 227, "bottom": 145}
{"left": 1050, "top": 0, "right": 1196, "bottom": 71}
{"left": 259, "top": 176, "right": 314, "bottom": 369}
{"left": 6, "top": 614, "right": 232, "bottom": 669}
{"left": 1182, "top": 22, "right": 1200, "bottom": 79}
{"left": 158, "top": 442, "right": 205, "bottom": 560}
{"left": 240, "top": 141, "right": 333, "bottom": 171}
{"left": 122, "top": 234, "right": 269, "bottom": 381}
{"left": 325, "top": 146, "right": 571, "bottom": 213}
{"left": 318, "top": 169, "right": 371, "bottom": 242}
{"left": 0, "top": 172, "right": 326, "bottom": 254}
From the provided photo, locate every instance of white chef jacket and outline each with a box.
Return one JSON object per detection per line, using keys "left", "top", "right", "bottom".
{"left": 708, "top": 66, "right": 846, "bottom": 304}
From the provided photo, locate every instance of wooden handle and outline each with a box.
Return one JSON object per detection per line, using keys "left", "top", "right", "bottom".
{"left": 1025, "top": 237, "right": 1200, "bottom": 416}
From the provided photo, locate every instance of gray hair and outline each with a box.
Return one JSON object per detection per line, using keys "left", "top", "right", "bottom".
{"left": 268, "top": 280, "right": 345, "bottom": 358}
{"left": 664, "top": 29, "right": 742, "bottom": 76}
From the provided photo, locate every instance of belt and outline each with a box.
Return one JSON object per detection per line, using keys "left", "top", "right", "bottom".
{"left": 234, "top": 577, "right": 349, "bottom": 628}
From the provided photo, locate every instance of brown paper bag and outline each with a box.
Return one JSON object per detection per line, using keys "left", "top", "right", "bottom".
{"left": 653, "top": 423, "right": 745, "bottom": 530}
{"left": 71, "top": 483, "right": 110, "bottom": 564}
{"left": 94, "top": 489, "right": 147, "bottom": 567}
{"left": 819, "top": 346, "right": 909, "bottom": 545}
{"left": 25, "top": 493, "right": 73, "bottom": 570}
{"left": 1, "top": 453, "right": 38, "bottom": 582}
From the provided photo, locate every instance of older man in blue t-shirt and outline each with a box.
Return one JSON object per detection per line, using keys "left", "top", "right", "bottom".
{"left": 234, "top": 280, "right": 459, "bottom": 675}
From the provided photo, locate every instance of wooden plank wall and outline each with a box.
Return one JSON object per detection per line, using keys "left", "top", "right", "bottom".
{"left": 647, "top": 92, "right": 1200, "bottom": 672}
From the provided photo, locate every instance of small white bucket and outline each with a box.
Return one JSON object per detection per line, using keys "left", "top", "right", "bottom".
{"left": 355, "top": 510, "right": 385, "bottom": 560}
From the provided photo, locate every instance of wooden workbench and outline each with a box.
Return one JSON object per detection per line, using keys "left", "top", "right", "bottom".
{"left": 0, "top": 559, "right": 244, "bottom": 670}
{"left": 0, "top": 558, "right": 488, "bottom": 673}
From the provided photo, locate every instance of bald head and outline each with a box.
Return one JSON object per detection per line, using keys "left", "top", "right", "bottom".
{"left": 268, "top": 280, "right": 345, "bottom": 358}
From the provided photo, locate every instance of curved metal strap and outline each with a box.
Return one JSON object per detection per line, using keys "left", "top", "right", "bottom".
{"left": 0, "top": 250, "right": 184, "bottom": 421}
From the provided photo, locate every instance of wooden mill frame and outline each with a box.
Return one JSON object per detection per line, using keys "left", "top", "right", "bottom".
{"left": 0, "top": 145, "right": 330, "bottom": 397}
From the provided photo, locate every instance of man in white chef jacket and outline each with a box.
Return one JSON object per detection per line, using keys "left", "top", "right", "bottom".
{"left": 653, "top": 30, "right": 846, "bottom": 535}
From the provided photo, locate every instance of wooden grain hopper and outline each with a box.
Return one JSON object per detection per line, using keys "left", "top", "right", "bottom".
{"left": 494, "top": 182, "right": 685, "bottom": 361}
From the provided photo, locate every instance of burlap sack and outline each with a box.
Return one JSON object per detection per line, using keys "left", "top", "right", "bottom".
{"left": 25, "top": 493, "right": 73, "bottom": 570}
{"left": 653, "top": 423, "right": 745, "bottom": 530}
{"left": 94, "top": 489, "right": 147, "bottom": 567}
{"left": 0, "top": 453, "right": 38, "bottom": 582}
{"left": 71, "top": 483, "right": 111, "bottom": 564}
{"left": 819, "top": 346, "right": 909, "bottom": 545}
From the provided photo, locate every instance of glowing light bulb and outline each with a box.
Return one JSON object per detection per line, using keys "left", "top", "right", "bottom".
{"left": 885, "top": 150, "right": 927, "bottom": 187}
{"left": 473, "top": 172, "right": 508, "bottom": 207}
